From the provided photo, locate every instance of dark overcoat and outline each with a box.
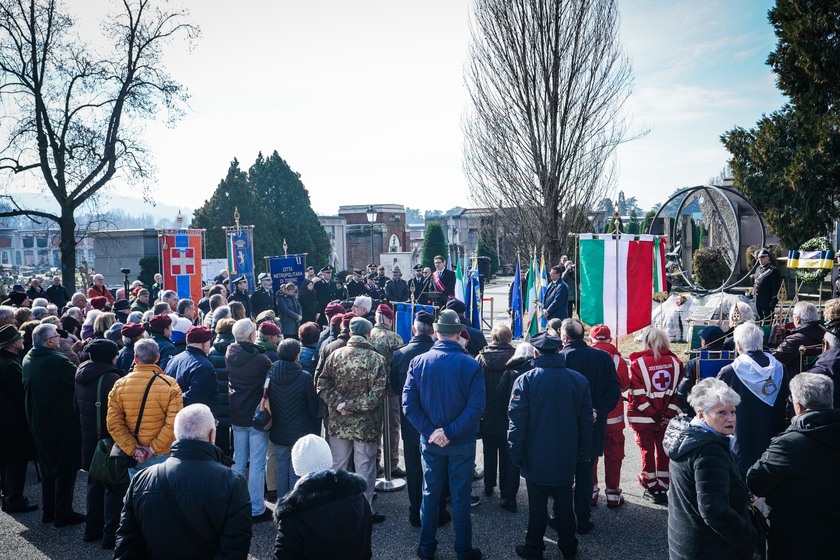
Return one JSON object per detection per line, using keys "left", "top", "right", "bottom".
{"left": 74, "top": 360, "right": 122, "bottom": 470}
{"left": 0, "top": 349, "right": 36, "bottom": 465}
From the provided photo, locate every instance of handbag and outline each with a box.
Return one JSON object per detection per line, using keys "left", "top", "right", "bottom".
{"left": 88, "top": 375, "right": 130, "bottom": 485}
{"left": 110, "top": 374, "right": 159, "bottom": 469}
{"left": 749, "top": 499, "right": 770, "bottom": 560}
{"left": 252, "top": 376, "right": 272, "bottom": 431}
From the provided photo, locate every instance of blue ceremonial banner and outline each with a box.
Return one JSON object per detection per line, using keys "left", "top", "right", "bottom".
{"left": 394, "top": 302, "right": 435, "bottom": 344}
{"left": 266, "top": 254, "right": 307, "bottom": 292}
{"left": 466, "top": 268, "right": 482, "bottom": 330}
{"left": 225, "top": 226, "right": 256, "bottom": 293}
{"left": 511, "top": 260, "right": 523, "bottom": 339}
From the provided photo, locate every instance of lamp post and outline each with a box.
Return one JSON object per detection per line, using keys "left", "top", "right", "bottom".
{"left": 366, "top": 205, "right": 377, "bottom": 266}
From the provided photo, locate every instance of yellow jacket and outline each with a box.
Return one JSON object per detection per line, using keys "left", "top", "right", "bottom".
{"left": 107, "top": 363, "right": 183, "bottom": 456}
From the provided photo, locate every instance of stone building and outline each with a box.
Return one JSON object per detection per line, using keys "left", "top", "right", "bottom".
{"left": 339, "top": 204, "right": 409, "bottom": 271}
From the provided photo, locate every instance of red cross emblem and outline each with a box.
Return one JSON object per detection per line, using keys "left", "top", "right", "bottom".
{"left": 170, "top": 247, "right": 195, "bottom": 275}
{"left": 652, "top": 370, "right": 672, "bottom": 391}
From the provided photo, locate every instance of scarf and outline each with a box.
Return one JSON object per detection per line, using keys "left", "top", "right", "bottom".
{"left": 732, "top": 352, "right": 783, "bottom": 407}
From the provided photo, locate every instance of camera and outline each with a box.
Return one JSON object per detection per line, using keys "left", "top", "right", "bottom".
{"left": 120, "top": 268, "right": 131, "bottom": 275}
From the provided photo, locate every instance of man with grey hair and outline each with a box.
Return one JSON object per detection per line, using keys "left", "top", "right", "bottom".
{"left": 23, "top": 323, "right": 83, "bottom": 526}
{"left": 718, "top": 322, "right": 789, "bottom": 477}
{"left": 352, "top": 295, "right": 373, "bottom": 321}
{"left": 0, "top": 305, "right": 15, "bottom": 326}
{"left": 557, "top": 318, "right": 619, "bottom": 535}
{"left": 45, "top": 275, "right": 69, "bottom": 309}
{"left": 773, "top": 300, "right": 824, "bottom": 374}
{"left": 30, "top": 307, "right": 49, "bottom": 320}
{"left": 226, "top": 318, "right": 273, "bottom": 522}
{"left": 70, "top": 292, "right": 88, "bottom": 313}
{"left": 806, "top": 327, "right": 840, "bottom": 408}
{"left": 107, "top": 338, "right": 183, "bottom": 478}
{"left": 747, "top": 372, "right": 839, "bottom": 559}
{"left": 87, "top": 273, "right": 114, "bottom": 305}
{"left": 159, "top": 289, "right": 179, "bottom": 313}
{"left": 114, "top": 404, "right": 252, "bottom": 558}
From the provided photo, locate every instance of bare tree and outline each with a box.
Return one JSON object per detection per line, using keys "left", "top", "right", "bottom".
{"left": 463, "top": 0, "right": 636, "bottom": 263}
{"left": 0, "top": 0, "right": 197, "bottom": 289}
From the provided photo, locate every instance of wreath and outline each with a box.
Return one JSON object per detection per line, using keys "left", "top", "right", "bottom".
{"left": 795, "top": 237, "right": 832, "bottom": 284}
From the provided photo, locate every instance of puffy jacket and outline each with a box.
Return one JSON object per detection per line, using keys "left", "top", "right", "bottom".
{"left": 476, "top": 342, "right": 516, "bottom": 434}
{"left": 226, "top": 341, "right": 272, "bottom": 427}
{"left": 75, "top": 360, "right": 122, "bottom": 470}
{"left": 114, "top": 439, "right": 251, "bottom": 559}
{"left": 299, "top": 345, "right": 317, "bottom": 375}
{"left": 166, "top": 346, "right": 219, "bottom": 412}
{"left": 106, "top": 363, "right": 183, "bottom": 456}
{"left": 627, "top": 348, "right": 683, "bottom": 428}
{"left": 150, "top": 332, "right": 179, "bottom": 372}
{"left": 274, "top": 469, "right": 372, "bottom": 559}
{"left": 664, "top": 417, "right": 755, "bottom": 559}
{"left": 267, "top": 359, "right": 320, "bottom": 447}
{"left": 209, "top": 333, "right": 235, "bottom": 428}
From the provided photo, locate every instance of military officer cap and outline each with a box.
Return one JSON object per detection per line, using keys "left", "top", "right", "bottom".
{"left": 233, "top": 276, "right": 247, "bottom": 284}
{"left": 306, "top": 266, "right": 315, "bottom": 272}
{"left": 755, "top": 248, "right": 770, "bottom": 258}
{"left": 391, "top": 265, "right": 401, "bottom": 273}
{"left": 258, "top": 272, "right": 270, "bottom": 281}
{"left": 531, "top": 332, "right": 562, "bottom": 353}
{"left": 353, "top": 269, "right": 363, "bottom": 275}
{"left": 413, "top": 264, "right": 423, "bottom": 272}
{"left": 320, "top": 265, "right": 333, "bottom": 273}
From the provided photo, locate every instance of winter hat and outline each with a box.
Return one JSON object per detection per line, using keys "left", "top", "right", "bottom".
{"left": 444, "top": 298, "right": 467, "bottom": 315}
{"left": 186, "top": 325, "right": 213, "bottom": 344}
{"left": 349, "top": 317, "right": 373, "bottom": 336}
{"left": 0, "top": 324, "right": 22, "bottom": 348}
{"left": 121, "top": 322, "right": 145, "bottom": 339}
{"left": 291, "top": 435, "right": 334, "bottom": 477}
{"left": 258, "top": 321, "right": 281, "bottom": 337}
{"left": 433, "top": 310, "right": 465, "bottom": 334}
{"left": 9, "top": 292, "right": 27, "bottom": 306}
{"left": 148, "top": 313, "right": 172, "bottom": 332}
{"left": 376, "top": 303, "right": 394, "bottom": 320}
{"left": 414, "top": 310, "right": 434, "bottom": 326}
{"left": 89, "top": 296, "right": 107, "bottom": 310}
{"left": 590, "top": 324, "right": 612, "bottom": 342}
{"left": 106, "top": 322, "right": 125, "bottom": 342}
{"left": 85, "top": 339, "right": 120, "bottom": 362}
{"left": 113, "top": 299, "right": 131, "bottom": 311}
{"left": 324, "top": 302, "right": 346, "bottom": 318}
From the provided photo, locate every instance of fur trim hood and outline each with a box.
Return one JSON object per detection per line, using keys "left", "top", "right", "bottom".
{"left": 275, "top": 469, "right": 367, "bottom": 521}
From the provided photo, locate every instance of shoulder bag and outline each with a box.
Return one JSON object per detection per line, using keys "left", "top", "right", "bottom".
{"left": 252, "top": 375, "right": 272, "bottom": 431}
{"left": 110, "top": 374, "right": 158, "bottom": 468}
{"left": 88, "top": 374, "right": 130, "bottom": 485}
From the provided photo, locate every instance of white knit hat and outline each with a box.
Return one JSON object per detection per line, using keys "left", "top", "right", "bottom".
{"left": 291, "top": 435, "right": 333, "bottom": 477}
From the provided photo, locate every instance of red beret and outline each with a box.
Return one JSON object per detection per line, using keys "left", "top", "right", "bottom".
{"left": 90, "top": 296, "right": 107, "bottom": 310}
{"left": 459, "top": 328, "right": 471, "bottom": 341}
{"left": 376, "top": 303, "right": 394, "bottom": 320}
{"left": 258, "top": 321, "right": 281, "bottom": 337}
{"left": 340, "top": 312, "right": 357, "bottom": 328}
{"left": 329, "top": 313, "right": 344, "bottom": 328}
{"left": 148, "top": 313, "right": 172, "bottom": 331}
{"left": 324, "top": 302, "right": 345, "bottom": 318}
{"left": 589, "top": 324, "right": 612, "bottom": 342}
{"left": 186, "top": 325, "right": 213, "bottom": 344}
{"left": 121, "top": 322, "right": 145, "bottom": 339}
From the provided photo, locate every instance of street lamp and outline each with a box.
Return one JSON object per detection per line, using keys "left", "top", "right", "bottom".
{"left": 366, "top": 205, "right": 377, "bottom": 266}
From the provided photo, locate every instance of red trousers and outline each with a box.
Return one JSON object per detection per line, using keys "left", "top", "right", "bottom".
{"left": 592, "top": 429, "right": 625, "bottom": 489}
{"left": 632, "top": 427, "right": 669, "bottom": 491}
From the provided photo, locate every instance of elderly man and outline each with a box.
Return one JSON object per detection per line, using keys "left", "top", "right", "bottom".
{"left": 70, "top": 292, "right": 88, "bottom": 312}
{"left": 130, "top": 289, "right": 150, "bottom": 313}
{"left": 87, "top": 274, "right": 114, "bottom": 305}
{"left": 22, "top": 323, "right": 83, "bottom": 526}
{"left": 352, "top": 294, "right": 374, "bottom": 322}
{"left": 384, "top": 266, "right": 409, "bottom": 302}
{"left": 114, "top": 404, "right": 252, "bottom": 558}
{"left": 150, "top": 273, "right": 163, "bottom": 301}
{"left": 509, "top": 332, "right": 593, "bottom": 560}
{"left": 158, "top": 289, "right": 179, "bottom": 314}
{"left": 806, "top": 327, "right": 840, "bottom": 408}
{"left": 557, "top": 318, "right": 620, "bottom": 534}
{"left": 45, "top": 276, "right": 69, "bottom": 309}
{"left": 404, "top": 310, "right": 484, "bottom": 560}
{"left": 317, "top": 317, "right": 387, "bottom": 523}
{"left": 165, "top": 326, "right": 218, "bottom": 412}
{"left": 773, "top": 301, "right": 825, "bottom": 374}
{"left": 747, "top": 373, "right": 839, "bottom": 560}
{"left": 369, "top": 303, "right": 405, "bottom": 479}
{"left": 226, "top": 318, "right": 273, "bottom": 522}
{"left": 107, "top": 338, "right": 183, "bottom": 478}
{"left": 718, "top": 322, "right": 789, "bottom": 477}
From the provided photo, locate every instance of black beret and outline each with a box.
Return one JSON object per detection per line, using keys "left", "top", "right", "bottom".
{"left": 444, "top": 298, "right": 467, "bottom": 314}
{"left": 85, "top": 339, "right": 120, "bottom": 362}
{"left": 414, "top": 310, "right": 434, "bottom": 326}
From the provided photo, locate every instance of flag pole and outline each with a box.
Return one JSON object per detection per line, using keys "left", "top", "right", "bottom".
{"left": 613, "top": 211, "right": 621, "bottom": 351}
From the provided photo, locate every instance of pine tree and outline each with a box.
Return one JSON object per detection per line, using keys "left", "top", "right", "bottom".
{"left": 422, "top": 222, "right": 448, "bottom": 269}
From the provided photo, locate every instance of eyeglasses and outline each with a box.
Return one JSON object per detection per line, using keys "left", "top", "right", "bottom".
{"left": 215, "top": 419, "right": 220, "bottom": 427}
{"left": 47, "top": 334, "right": 60, "bottom": 341}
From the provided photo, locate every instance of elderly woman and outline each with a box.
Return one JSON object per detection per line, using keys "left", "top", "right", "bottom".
{"left": 628, "top": 327, "right": 684, "bottom": 504}
{"left": 717, "top": 322, "right": 788, "bottom": 477}
{"left": 665, "top": 378, "right": 756, "bottom": 559}
{"left": 93, "top": 312, "right": 117, "bottom": 340}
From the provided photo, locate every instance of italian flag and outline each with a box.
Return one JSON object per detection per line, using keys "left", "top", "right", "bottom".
{"left": 523, "top": 257, "right": 539, "bottom": 336}
{"left": 578, "top": 234, "right": 665, "bottom": 338}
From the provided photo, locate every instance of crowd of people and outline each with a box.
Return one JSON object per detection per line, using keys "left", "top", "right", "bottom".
{"left": 0, "top": 253, "right": 838, "bottom": 559}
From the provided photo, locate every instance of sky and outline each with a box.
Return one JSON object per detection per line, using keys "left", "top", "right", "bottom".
{"left": 15, "top": 0, "right": 785, "bottom": 218}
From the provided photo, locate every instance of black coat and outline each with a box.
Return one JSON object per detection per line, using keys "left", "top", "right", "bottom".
{"left": 274, "top": 469, "right": 372, "bottom": 560}
{"left": 226, "top": 341, "right": 272, "bottom": 427}
{"left": 0, "top": 349, "right": 36, "bottom": 465}
{"left": 74, "top": 360, "right": 122, "bottom": 470}
{"left": 114, "top": 439, "right": 251, "bottom": 560}
{"left": 389, "top": 334, "right": 435, "bottom": 445}
{"left": 276, "top": 293, "right": 303, "bottom": 337}
{"left": 166, "top": 346, "right": 219, "bottom": 413}
{"left": 486, "top": 356, "right": 533, "bottom": 438}
{"left": 476, "top": 343, "right": 516, "bottom": 435}
{"left": 384, "top": 278, "right": 409, "bottom": 302}
{"left": 251, "top": 287, "right": 274, "bottom": 317}
{"left": 151, "top": 333, "right": 179, "bottom": 372}
{"left": 559, "top": 340, "right": 620, "bottom": 457}
{"left": 747, "top": 409, "right": 840, "bottom": 560}
{"left": 543, "top": 278, "right": 569, "bottom": 320}
{"left": 508, "top": 353, "right": 592, "bottom": 486}
{"left": 209, "top": 333, "right": 235, "bottom": 452}
{"left": 229, "top": 289, "right": 253, "bottom": 319}
{"left": 267, "top": 359, "right": 320, "bottom": 447}
{"left": 45, "top": 283, "right": 69, "bottom": 309}
{"left": 773, "top": 320, "right": 824, "bottom": 374}
{"left": 299, "top": 288, "right": 320, "bottom": 324}
{"left": 664, "top": 417, "right": 755, "bottom": 560}
{"left": 806, "top": 347, "right": 840, "bottom": 408}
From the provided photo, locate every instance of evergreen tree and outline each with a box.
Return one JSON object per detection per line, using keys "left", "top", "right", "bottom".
{"left": 641, "top": 210, "right": 656, "bottom": 234}
{"left": 422, "top": 222, "right": 447, "bottom": 269}
{"left": 626, "top": 209, "right": 640, "bottom": 234}
{"left": 191, "top": 152, "right": 330, "bottom": 270}
{"left": 476, "top": 225, "right": 500, "bottom": 276}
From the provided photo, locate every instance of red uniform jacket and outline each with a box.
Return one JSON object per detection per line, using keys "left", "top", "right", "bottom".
{"left": 592, "top": 341, "right": 631, "bottom": 432}
{"left": 627, "top": 348, "right": 683, "bottom": 429}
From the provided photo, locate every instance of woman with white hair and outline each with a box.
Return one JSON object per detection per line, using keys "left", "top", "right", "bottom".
{"left": 772, "top": 301, "right": 824, "bottom": 374}
{"left": 664, "top": 378, "right": 756, "bottom": 559}
{"left": 716, "top": 322, "right": 789, "bottom": 477}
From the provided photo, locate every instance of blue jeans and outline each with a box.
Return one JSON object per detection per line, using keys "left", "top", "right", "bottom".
{"left": 128, "top": 453, "right": 169, "bottom": 480}
{"left": 232, "top": 426, "right": 269, "bottom": 515}
{"left": 273, "top": 443, "right": 299, "bottom": 499}
{"left": 419, "top": 440, "right": 475, "bottom": 560}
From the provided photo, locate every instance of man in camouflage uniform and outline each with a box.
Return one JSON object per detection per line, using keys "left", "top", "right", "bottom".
{"left": 316, "top": 317, "right": 387, "bottom": 522}
{"left": 369, "top": 303, "right": 405, "bottom": 478}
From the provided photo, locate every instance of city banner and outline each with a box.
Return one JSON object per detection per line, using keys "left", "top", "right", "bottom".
{"left": 159, "top": 229, "right": 204, "bottom": 303}
{"left": 266, "top": 254, "right": 307, "bottom": 292}
{"left": 394, "top": 302, "right": 436, "bottom": 344}
{"left": 225, "top": 225, "right": 256, "bottom": 292}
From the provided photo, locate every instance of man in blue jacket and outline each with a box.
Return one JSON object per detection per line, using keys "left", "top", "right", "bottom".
{"left": 165, "top": 326, "right": 218, "bottom": 414}
{"left": 543, "top": 265, "right": 569, "bottom": 321}
{"left": 403, "top": 309, "right": 484, "bottom": 560}
{"left": 509, "top": 332, "right": 593, "bottom": 560}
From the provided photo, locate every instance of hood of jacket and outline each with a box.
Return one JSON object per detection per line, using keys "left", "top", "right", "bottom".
{"left": 479, "top": 343, "right": 516, "bottom": 371}
{"left": 664, "top": 415, "right": 730, "bottom": 460}
{"left": 275, "top": 469, "right": 368, "bottom": 539}
{"left": 212, "top": 332, "right": 235, "bottom": 355}
{"left": 170, "top": 438, "right": 234, "bottom": 467}
{"left": 788, "top": 408, "right": 840, "bottom": 450}
{"left": 227, "top": 340, "right": 264, "bottom": 367}
{"left": 270, "top": 358, "right": 304, "bottom": 385}
{"left": 505, "top": 355, "right": 534, "bottom": 371}
{"left": 75, "top": 360, "right": 122, "bottom": 385}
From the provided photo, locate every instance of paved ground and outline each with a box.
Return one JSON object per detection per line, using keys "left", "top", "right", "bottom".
{"left": 0, "top": 279, "right": 672, "bottom": 559}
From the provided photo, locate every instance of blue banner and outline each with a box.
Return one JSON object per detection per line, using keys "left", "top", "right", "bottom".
{"left": 394, "top": 302, "right": 436, "bottom": 344}
{"left": 466, "top": 269, "right": 482, "bottom": 330}
{"left": 225, "top": 226, "right": 256, "bottom": 293}
{"left": 511, "top": 260, "right": 523, "bottom": 339}
{"left": 266, "top": 254, "right": 307, "bottom": 292}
